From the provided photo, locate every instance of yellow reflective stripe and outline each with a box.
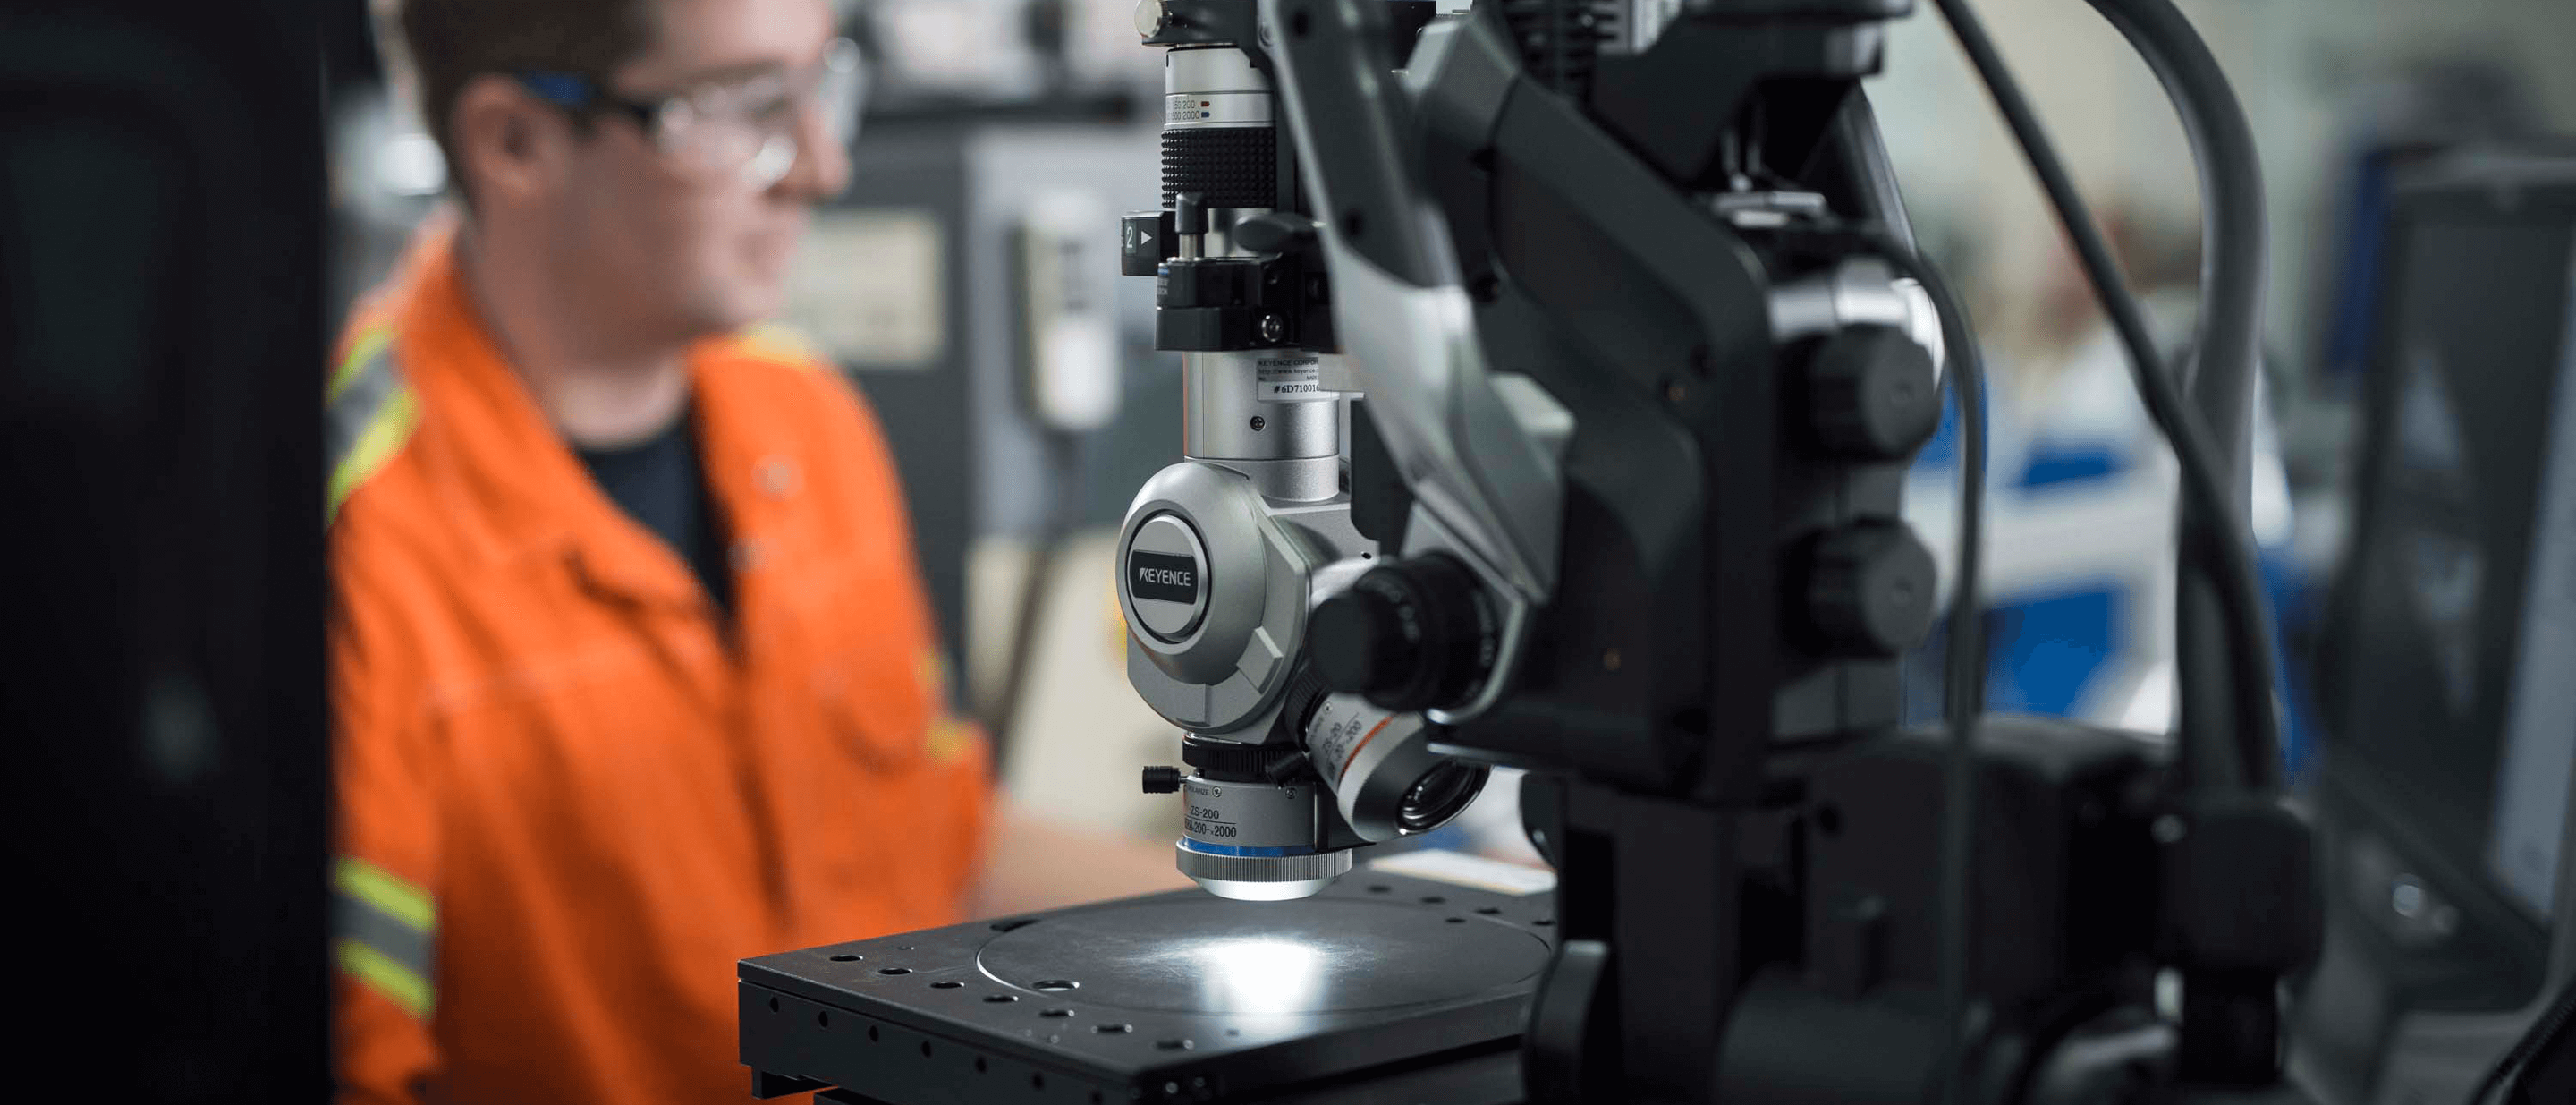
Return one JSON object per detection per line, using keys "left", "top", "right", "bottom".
{"left": 337, "top": 939, "right": 434, "bottom": 1019}
{"left": 916, "top": 649, "right": 973, "bottom": 762}
{"left": 927, "top": 716, "right": 978, "bottom": 764}
{"left": 325, "top": 387, "right": 420, "bottom": 524}
{"left": 329, "top": 327, "right": 397, "bottom": 404}
{"left": 737, "top": 321, "right": 826, "bottom": 368}
{"left": 334, "top": 857, "right": 434, "bottom": 933}
{"left": 915, "top": 650, "right": 951, "bottom": 697}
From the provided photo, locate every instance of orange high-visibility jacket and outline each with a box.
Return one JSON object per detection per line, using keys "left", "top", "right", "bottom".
{"left": 325, "top": 228, "right": 990, "bottom": 1105}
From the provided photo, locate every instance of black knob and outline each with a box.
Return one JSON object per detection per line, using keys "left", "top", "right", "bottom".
{"left": 1806, "top": 325, "right": 1940, "bottom": 459}
{"left": 1180, "top": 735, "right": 1310, "bottom": 783}
{"left": 1174, "top": 191, "right": 1208, "bottom": 236}
{"left": 1803, "top": 522, "right": 1937, "bottom": 657}
{"left": 1233, "top": 211, "right": 1318, "bottom": 254}
{"left": 1309, "top": 554, "right": 1498, "bottom": 712}
{"left": 1141, "top": 766, "right": 1183, "bottom": 794}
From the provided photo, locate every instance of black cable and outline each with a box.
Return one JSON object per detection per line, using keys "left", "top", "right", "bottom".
{"left": 2468, "top": 973, "right": 2576, "bottom": 1105}
{"left": 1924, "top": 0, "right": 2284, "bottom": 795}
{"left": 2085, "top": 0, "right": 2279, "bottom": 792}
{"left": 2082, "top": 0, "right": 2267, "bottom": 502}
{"left": 1871, "top": 235, "right": 1987, "bottom": 1105}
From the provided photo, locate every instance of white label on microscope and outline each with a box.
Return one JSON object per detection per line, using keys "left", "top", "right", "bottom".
{"left": 1256, "top": 355, "right": 1323, "bottom": 399}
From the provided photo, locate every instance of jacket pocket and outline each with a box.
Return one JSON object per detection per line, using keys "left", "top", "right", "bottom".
{"left": 806, "top": 625, "right": 944, "bottom": 772}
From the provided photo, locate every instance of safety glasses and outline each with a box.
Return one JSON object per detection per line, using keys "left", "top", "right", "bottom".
{"left": 520, "top": 38, "right": 864, "bottom": 190}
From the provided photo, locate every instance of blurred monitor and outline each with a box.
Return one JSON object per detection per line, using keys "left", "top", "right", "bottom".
{"left": 2296, "top": 149, "right": 2576, "bottom": 1105}
{"left": 2329, "top": 157, "right": 2576, "bottom": 931}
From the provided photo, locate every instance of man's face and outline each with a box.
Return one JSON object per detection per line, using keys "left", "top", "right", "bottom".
{"left": 545, "top": 0, "right": 848, "bottom": 341}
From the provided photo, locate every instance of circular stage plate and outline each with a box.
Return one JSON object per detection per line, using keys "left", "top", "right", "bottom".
{"left": 977, "top": 896, "right": 1549, "bottom": 1016}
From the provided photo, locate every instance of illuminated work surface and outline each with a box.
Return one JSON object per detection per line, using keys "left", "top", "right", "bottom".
{"left": 740, "top": 869, "right": 1555, "bottom": 1104}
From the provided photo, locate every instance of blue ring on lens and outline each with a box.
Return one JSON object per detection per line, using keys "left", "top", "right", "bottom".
{"left": 1179, "top": 839, "right": 1317, "bottom": 858}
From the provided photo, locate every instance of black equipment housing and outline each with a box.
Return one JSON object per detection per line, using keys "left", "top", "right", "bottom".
{"left": 743, "top": 1, "right": 2324, "bottom": 1101}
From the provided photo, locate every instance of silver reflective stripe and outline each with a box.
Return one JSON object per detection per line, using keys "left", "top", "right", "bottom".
{"left": 335, "top": 886, "right": 435, "bottom": 985}
{"left": 325, "top": 332, "right": 420, "bottom": 525}
{"left": 326, "top": 336, "right": 402, "bottom": 479}
{"left": 332, "top": 857, "right": 436, "bottom": 1017}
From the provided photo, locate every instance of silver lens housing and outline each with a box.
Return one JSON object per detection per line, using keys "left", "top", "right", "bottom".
{"left": 1174, "top": 846, "right": 1353, "bottom": 901}
{"left": 1174, "top": 773, "right": 1352, "bottom": 900}
{"left": 1302, "top": 695, "right": 1491, "bottom": 842}
{"left": 1165, "top": 47, "right": 1273, "bottom": 131}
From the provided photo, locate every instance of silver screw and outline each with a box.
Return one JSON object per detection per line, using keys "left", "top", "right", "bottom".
{"left": 1258, "top": 314, "right": 1286, "bottom": 342}
{"left": 2392, "top": 880, "right": 2425, "bottom": 919}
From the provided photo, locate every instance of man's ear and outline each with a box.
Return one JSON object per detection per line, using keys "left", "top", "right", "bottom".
{"left": 448, "top": 74, "right": 571, "bottom": 208}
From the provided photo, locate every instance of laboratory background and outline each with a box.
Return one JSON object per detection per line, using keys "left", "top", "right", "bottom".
{"left": 315, "top": 0, "right": 2575, "bottom": 851}
{"left": 6, "top": 0, "right": 2576, "bottom": 1101}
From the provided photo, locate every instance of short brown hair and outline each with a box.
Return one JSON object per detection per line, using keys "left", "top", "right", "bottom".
{"left": 376, "top": 0, "right": 663, "bottom": 185}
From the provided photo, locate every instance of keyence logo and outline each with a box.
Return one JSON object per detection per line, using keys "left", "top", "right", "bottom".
{"left": 1130, "top": 550, "right": 1201, "bottom": 605}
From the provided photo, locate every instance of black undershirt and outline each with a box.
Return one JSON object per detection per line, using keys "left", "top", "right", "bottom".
{"left": 575, "top": 406, "right": 733, "bottom": 616}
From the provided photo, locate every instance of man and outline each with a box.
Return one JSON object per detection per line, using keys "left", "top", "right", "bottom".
{"left": 327, "top": 0, "right": 1176, "bottom": 1101}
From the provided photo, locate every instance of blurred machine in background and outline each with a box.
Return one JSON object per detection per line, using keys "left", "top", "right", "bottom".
{"left": 1859, "top": 0, "right": 2576, "bottom": 785}
{"left": 2292, "top": 149, "right": 2576, "bottom": 1105}
{"left": 775, "top": 111, "right": 1158, "bottom": 739}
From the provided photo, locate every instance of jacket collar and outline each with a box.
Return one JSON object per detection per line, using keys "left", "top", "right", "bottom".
{"left": 390, "top": 227, "right": 721, "bottom": 616}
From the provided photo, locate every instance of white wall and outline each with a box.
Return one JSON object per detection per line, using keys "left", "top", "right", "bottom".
{"left": 970, "top": 532, "right": 1182, "bottom": 837}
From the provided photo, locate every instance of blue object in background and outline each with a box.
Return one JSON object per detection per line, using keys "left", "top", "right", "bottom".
{"left": 1988, "top": 591, "right": 2120, "bottom": 717}
{"left": 1908, "top": 383, "right": 2141, "bottom": 729}
{"left": 1903, "top": 371, "right": 2316, "bottom": 778}
{"left": 2019, "top": 442, "right": 2122, "bottom": 489}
